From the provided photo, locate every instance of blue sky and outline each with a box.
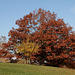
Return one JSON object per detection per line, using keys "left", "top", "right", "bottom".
{"left": 0, "top": 0, "right": 75, "bottom": 41}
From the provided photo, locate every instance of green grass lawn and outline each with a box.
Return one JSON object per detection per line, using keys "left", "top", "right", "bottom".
{"left": 0, "top": 63, "right": 75, "bottom": 75}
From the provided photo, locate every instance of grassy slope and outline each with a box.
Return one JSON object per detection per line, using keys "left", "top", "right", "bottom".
{"left": 0, "top": 63, "right": 75, "bottom": 75}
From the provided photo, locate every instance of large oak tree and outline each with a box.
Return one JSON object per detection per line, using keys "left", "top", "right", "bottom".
{"left": 8, "top": 8, "right": 75, "bottom": 68}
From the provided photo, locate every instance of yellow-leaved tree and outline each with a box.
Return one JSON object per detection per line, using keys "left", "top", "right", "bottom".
{"left": 15, "top": 38, "right": 39, "bottom": 64}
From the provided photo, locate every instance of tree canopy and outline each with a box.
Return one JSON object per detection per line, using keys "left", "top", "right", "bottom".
{"left": 3, "top": 8, "right": 75, "bottom": 68}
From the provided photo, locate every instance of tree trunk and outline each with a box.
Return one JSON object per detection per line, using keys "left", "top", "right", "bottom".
{"left": 24, "top": 59, "right": 26, "bottom": 64}
{"left": 29, "top": 58, "right": 30, "bottom": 64}
{"left": 27, "top": 57, "right": 29, "bottom": 64}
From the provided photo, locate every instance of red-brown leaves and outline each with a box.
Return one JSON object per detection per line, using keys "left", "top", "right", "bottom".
{"left": 6, "top": 8, "right": 75, "bottom": 68}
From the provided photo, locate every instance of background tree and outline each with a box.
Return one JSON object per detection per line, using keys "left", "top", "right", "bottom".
{"left": 0, "top": 36, "right": 6, "bottom": 44}
{"left": 0, "top": 49, "right": 8, "bottom": 58}
{"left": 0, "top": 36, "right": 14, "bottom": 62}
{"left": 0, "top": 49, "right": 14, "bottom": 62}
{"left": 0, "top": 36, "right": 6, "bottom": 49}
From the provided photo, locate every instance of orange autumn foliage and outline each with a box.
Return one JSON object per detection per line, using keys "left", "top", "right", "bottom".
{"left": 7, "top": 8, "right": 75, "bottom": 68}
